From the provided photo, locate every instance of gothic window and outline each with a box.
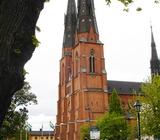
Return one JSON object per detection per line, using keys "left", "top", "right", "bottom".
{"left": 89, "top": 49, "right": 95, "bottom": 73}
{"left": 66, "top": 86, "right": 71, "bottom": 95}
{"left": 68, "top": 67, "right": 71, "bottom": 81}
{"left": 62, "top": 63, "right": 64, "bottom": 85}
{"left": 67, "top": 100, "right": 71, "bottom": 111}
{"left": 75, "top": 52, "right": 78, "bottom": 76}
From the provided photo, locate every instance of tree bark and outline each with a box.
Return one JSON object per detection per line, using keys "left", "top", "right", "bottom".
{"left": 0, "top": 0, "right": 44, "bottom": 127}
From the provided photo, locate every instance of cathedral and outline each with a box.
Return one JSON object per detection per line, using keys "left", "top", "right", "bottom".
{"left": 55, "top": 0, "right": 160, "bottom": 140}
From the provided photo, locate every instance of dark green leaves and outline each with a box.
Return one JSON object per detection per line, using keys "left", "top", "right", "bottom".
{"left": 0, "top": 82, "right": 37, "bottom": 139}
{"left": 32, "top": 35, "right": 40, "bottom": 47}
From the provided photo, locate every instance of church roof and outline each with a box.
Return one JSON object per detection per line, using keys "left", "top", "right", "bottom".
{"left": 108, "top": 80, "right": 142, "bottom": 94}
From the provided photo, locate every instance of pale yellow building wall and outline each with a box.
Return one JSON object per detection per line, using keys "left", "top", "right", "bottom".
{"left": 29, "top": 135, "right": 54, "bottom": 140}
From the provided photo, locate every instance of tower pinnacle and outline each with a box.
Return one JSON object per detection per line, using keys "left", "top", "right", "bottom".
{"left": 77, "top": 0, "right": 99, "bottom": 35}
{"left": 63, "top": 0, "right": 77, "bottom": 48}
{"left": 150, "top": 25, "right": 160, "bottom": 75}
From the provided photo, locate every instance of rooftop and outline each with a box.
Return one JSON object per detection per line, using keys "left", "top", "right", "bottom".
{"left": 108, "top": 80, "right": 142, "bottom": 94}
{"left": 29, "top": 131, "right": 54, "bottom": 136}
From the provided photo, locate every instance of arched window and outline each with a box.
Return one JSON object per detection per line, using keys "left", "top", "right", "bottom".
{"left": 62, "top": 63, "right": 64, "bottom": 84}
{"left": 89, "top": 49, "right": 95, "bottom": 73}
{"left": 75, "top": 52, "right": 78, "bottom": 76}
{"left": 68, "top": 67, "right": 71, "bottom": 81}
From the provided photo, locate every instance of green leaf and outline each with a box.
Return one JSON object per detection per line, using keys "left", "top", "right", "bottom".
{"left": 36, "top": 26, "right": 41, "bottom": 32}
{"left": 32, "top": 35, "right": 40, "bottom": 47}
{"left": 23, "top": 69, "right": 29, "bottom": 76}
{"left": 123, "top": 8, "right": 129, "bottom": 12}
{"left": 136, "top": 7, "right": 142, "bottom": 11}
{"left": 105, "top": 0, "right": 111, "bottom": 5}
{"left": 155, "top": 0, "right": 160, "bottom": 4}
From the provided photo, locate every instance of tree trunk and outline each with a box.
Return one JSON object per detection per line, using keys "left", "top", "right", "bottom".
{"left": 0, "top": 0, "right": 44, "bottom": 127}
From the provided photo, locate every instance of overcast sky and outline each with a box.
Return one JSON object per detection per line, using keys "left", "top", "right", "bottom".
{"left": 25, "top": 0, "right": 160, "bottom": 130}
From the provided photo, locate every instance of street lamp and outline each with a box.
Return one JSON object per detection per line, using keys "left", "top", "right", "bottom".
{"left": 134, "top": 100, "right": 142, "bottom": 140}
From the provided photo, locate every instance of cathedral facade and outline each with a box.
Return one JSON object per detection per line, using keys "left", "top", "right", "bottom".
{"left": 55, "top": 0, "right": 160, "bottom": 140}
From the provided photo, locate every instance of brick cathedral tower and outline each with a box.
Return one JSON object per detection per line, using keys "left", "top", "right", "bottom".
{"left": 55, "top": 0, "right": 108, "bottom": 139}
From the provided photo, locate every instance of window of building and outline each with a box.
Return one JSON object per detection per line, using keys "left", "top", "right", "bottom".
{"left": 35, "top": 137, "right": 37, "bottom": 139}
{"left": 50, "top": 136, "right": 53, "bottom": 139}
{"left": 75, "top": 52, "right": 78, "bottom": 76}
{"left": 62, "top": 63, "right": 64, "bottom": 84}
{"left": 66, "top": 86, "right": 71, "bottom": 95}
{"left": 46, "top": 136, "right": 48, "bottom": 139}
{"left": 68, "top": 67, "right": 72, "bottom": 81}
{"left": 89, "top": 49, "right": 95, "bottom": 73}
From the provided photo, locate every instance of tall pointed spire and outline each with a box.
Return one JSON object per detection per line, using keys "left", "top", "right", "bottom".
{"left": 77, "top": 0, "right": 99, "bottom": 34}
{"left": 151, "top": 25, "right": 158, "bottom": 60}
{"left": 150, "top": 25, "right": 160, "bottom": 76}
{"left": 63, "top": 0, "right": 77, "bottom": 48}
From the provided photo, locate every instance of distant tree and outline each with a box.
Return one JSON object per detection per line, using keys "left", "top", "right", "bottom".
{"left": 97, "top": 112, "right": 130, "bottom": 140}
{"left": 0, "top": 81, "right": 37, "bottom": 139}
{"left": 96, "top": 89, "right": 130, "bottom": 140}
{"left": 0, "top": 0, "right": 45, "bottom": 127}
{"left": 109, "top": 88, "right": 124, "bottom": 115}
{"left": 80, "top": 124, "right": 90, "bottom": 140}
{"left": 140, "top": 76, "right": 160, "bottom": 138}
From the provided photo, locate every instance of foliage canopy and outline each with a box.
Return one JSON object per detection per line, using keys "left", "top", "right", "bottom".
{"left": 0, "top": 82, "right": 37, "bottom": 139}
{"left": 140, "top": 76, "right": 160, "bottom": 137}
{"left": 96, "top": 89, "right": 130, "bottom": 140}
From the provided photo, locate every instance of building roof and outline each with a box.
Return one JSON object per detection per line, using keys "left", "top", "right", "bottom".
{"left": 108, "top": 80, "right": 142, "bottom": 94}
{"left": 29, "top": 131, "right": 54, "bottom": 136}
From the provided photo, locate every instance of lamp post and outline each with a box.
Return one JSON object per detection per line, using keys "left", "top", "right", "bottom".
{"left": 134, "top": 100, "right": 142, "bottom": 140}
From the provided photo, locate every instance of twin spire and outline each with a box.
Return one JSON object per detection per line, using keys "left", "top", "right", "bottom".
{"left": 63, "top": 0, "right": 160, "bottom": 76}
{"left": 63, "top": 0, "right": 99, "bottom": 48}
